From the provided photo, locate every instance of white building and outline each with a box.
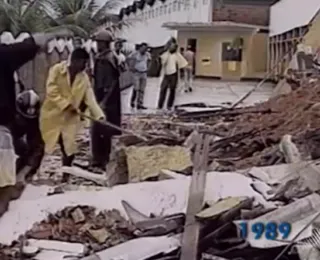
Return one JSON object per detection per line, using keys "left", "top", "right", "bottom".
{"left": 268, "top": 0, "right": 320, "bottom": 78}
{"left": 117, "top": 0, "right": 212, "bottom": 48}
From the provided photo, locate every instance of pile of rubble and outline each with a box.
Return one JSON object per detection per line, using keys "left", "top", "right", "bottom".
{"left": 26, "top": 206, "right": 135, "bottom": 251}
{"left": 7, "top": 80, "right": 320, "bottom": 259}
{"left": 34, "top": 80, "right": 320, "bottom": 186}
{"left": 93, "top": 81, "right": 320, "bottom": 183}
{"left": 0, "top": 205, "right": 135, "bottom": 259}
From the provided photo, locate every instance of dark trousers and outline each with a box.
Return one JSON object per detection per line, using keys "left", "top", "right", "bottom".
{"left": 58, "top": 135, "right": 74, "bottom": 166}
{"left": 130, "top": 89, "right": 137, "bottom": 107}
{"left": 157, "top": 73, "right": 178, "bottom": 109}
{"left": 91, "top": 122, "right": 111, "bottom": 168}
{"left": 14, "top": 137, "right": 29, "bottom": 173}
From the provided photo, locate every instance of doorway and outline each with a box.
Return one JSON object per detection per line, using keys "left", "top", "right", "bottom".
{"left": 221, "top": 42, "right": 242, "bottom": 79}
{"left": 187, "top": 38, "right": 197, "bottom": 75}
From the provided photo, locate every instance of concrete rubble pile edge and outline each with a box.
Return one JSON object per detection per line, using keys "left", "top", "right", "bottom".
{"left": 2, "top": 79, "right": 320, "bottom": 259}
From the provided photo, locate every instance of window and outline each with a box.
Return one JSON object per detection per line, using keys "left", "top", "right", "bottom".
{"left": 160, "top": 6, "right": 163, "bottom": 15}
{"left": 164, "top": 4, "right": 167, "bottom": 14}
{"left": 193, "top": 0, "right": 197, "bottom": 8}
{"left": 221, "top": 42, "right": 242, "bottom": 62}
{"left": 177, "top": 1, "right": 181, "bottom": 10}
{"left": 168, "top": 3, "right": 172, "bottom": 13}
{"left": 185, "top": 0, "right": 190, "bottom": 9}
{"left": 155, "top": 7, "right": 158, "bottom": 16}
{"left": 173, "top": 1, "right": 177, "bottom": 11}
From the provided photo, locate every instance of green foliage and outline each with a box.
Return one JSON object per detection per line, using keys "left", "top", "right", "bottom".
{"left": 0, "top": 0, "right": 129, "bottom": 37}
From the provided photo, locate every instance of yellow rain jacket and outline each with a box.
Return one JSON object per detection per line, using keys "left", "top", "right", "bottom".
{"left": 40, "top": 61, "right": 105, "bottom": 156}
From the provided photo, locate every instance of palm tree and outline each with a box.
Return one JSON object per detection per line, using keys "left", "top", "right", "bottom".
{"left": 0, "top": 0, "right": 50, "bottom": 36}
{"left": 44, "top": 0, "right": 130, "bottom": 38}
{"left": 0, "top": 0, "right": 132, "bottom": 38}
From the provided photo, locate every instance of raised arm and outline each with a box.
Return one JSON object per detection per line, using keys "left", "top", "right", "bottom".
{"left": 0, "top": 37, "right": 39, "bottom": 71}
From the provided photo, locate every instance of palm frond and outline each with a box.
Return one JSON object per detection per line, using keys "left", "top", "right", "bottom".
{"left": 0, "top": 0, "right": 133, "bottom": 37}
{"left": 92, "top": 0, "right": 125, "bottom": 21}
{"left": 44, "top": 24, "right": 89, "bottom": 38}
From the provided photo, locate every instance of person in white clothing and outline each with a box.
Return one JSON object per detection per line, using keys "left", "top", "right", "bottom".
{"left": 183, "top": 46, "right": 195, "bottom": 93}
{"left": 114, "top": 39, "right": 126, "bottom": 72}
{"left": 157, "top": 41, "right": 188, "bottom": 110}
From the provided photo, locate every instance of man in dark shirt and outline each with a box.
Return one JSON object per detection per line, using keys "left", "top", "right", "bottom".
{"left": 91, "top": 29, "right": 122, "bottom": 170}
{"left": 13, "top": 89, "right": 44, "bottom": 177}
{"left": 0, "top": 31, "right": 71, "bottom": 216}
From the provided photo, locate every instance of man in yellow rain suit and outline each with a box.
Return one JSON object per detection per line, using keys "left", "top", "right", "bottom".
{"left": 40, "top": 48, "right": 105, "bottom": 181}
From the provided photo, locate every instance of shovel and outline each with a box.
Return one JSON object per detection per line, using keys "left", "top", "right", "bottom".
{"left": 78, "top": 112, "right": 149, "bottom": 142}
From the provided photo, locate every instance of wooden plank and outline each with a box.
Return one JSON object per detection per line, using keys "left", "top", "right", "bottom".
{"left": 180, "top": 134, "right": 210, "bottom": 260}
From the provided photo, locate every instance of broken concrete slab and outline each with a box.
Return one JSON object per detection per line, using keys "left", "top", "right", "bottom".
{"left": 87, "top": 228, "right": 111, "bottom": 244}
{"left": 27, "top": 239, "right": 86, "bottom": 254}
{"left": 249, "top": 161, "right": 320, "bottom": 201}
{"left": 61, "top": 167, "right": 108, "bottom": 186}
{"left": 247, "top": 164, "right": 298, "bottom": 185}
{"left": 196, "top": 197, "right": 249, "bottom": 220}
{"left": 0, "top": 170, "right": 278, "bottom": 246}
{"left": 296, "top": 245, "right": 320, "bottom": 260}
{"left": 159, "top": 169, "right": 189, "bottom": 180}
{"left": 125, "top": 145, "right": 192, "bottom": 182}
{"left": 279, "top": 134, "right": 302, "bottom": 163}
{"left": 235, "top": 193, "right": 320, "bottom": 248}
{"left": 81, "top": 235, "right": 181, "bottom": 260}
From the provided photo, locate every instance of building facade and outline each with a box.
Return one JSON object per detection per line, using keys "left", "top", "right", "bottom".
{"left": 117, "top": 0, "right": 213, "bottom": 48}
{"left": 117, "top": 0, "right": 276, "bottom": 80}
{"left": 165, "top": 0, "right": 277, "bottom": 80}
{"left": 268, "top": 0, "right": 320, "bottom": 80}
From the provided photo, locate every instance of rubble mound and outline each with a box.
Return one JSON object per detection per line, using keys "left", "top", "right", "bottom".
{"left": 26, "top": 206, "right": 135, "bottom": 253}
{"left": 209, "top": 80, "right": 320, "bottom": 170}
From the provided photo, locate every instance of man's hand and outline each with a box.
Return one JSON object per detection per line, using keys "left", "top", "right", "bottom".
{"left": 98, "top": 115, "right": 106, "bottom": 121}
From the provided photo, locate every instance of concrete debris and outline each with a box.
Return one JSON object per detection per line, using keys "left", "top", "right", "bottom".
{"left": 5, "top": 76, "right": 320, "bottom": 260}
{"left": 279, "top": 134, "right": 302, "bottom": 163}
{"left": 81, "top": 235, "right": 181, "bottom": 260}
{"left": 25, "top": 206, "right": 135, "bottom": 255}
{"left": 196, "top": 197, "right": 249, "bottom": 220}
{"left": 61, "top": 166, "right": 108, "bottom": 186}
{"left": 26, "top": 239, "right": 86, "bottom": 254}
{"left": 125, "top": 145, "right": 192, "bottom": 182}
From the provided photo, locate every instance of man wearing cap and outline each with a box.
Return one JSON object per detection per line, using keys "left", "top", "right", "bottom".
{"left": 91, "top": 29, "right": 122, "bottom": 170}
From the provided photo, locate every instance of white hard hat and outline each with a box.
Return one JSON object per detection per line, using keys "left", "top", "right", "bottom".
{"left": 16, "top": 90, "right": 40, "bottom": 119}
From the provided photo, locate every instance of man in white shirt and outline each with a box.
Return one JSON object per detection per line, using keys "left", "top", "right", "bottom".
{"left": 157, "top": 42, "right": 188, "bottom": 110}
{"left": 183, "top": 46, "right": 195, "bottom": 93}
{"left": 114, "top": 39, "right": 126, "bottom": 72}
{"left": 127, "top": 42, "right": 151, "bottom": 110}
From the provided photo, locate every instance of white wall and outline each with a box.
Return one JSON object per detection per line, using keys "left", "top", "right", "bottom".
{"left": 117, "top": 0, "right": 212, "bottom": 47}
{"left": 269, "top": 0, "right": 320, "bottom": 36}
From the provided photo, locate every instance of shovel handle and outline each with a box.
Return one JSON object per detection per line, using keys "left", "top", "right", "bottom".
{"left": 79, "top": 113, "right": 149, "bottom": 141}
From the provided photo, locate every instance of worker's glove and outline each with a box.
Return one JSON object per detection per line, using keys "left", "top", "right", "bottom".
{"left": 32, "top": 30, "right": 73, "bottom": 50}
